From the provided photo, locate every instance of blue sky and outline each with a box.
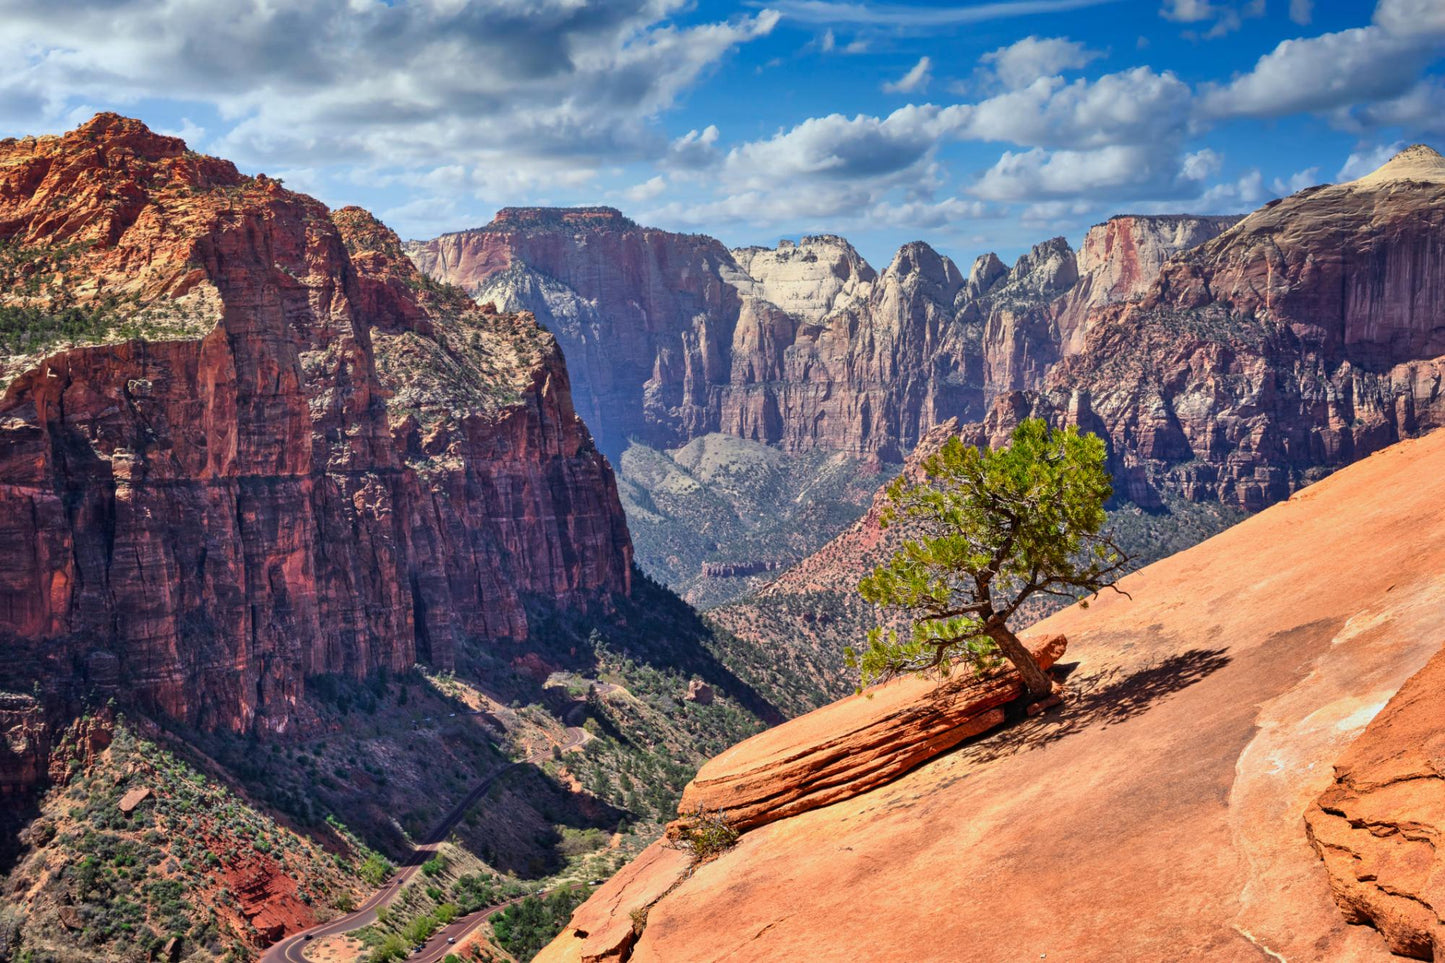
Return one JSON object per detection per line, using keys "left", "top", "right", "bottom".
{"left": 2, "top": 0, "right": 1443, "bottom": 267}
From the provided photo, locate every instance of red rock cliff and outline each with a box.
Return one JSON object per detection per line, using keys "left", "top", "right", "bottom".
{"left": 408, "top": 221, "right": 993, "bottom": 461}
{"left": 0, "top": 115, "right": 632, "bottom": 744}
{"left": 1052, "top": 149, "right": 1445, "bottom": 510}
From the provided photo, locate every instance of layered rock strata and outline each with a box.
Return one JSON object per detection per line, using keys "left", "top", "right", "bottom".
{"left": 410, "top": 219, "right": 1032, "bottom": 460}
{"left": 676, "top": 634, "right": 1066, "bottom": 831}
{"left": 1037, "top": 147, "right": 1445, "bottom": 510}
{"left": 0, "top": 115, "right": 631, "bottom": 748}
{"left": 1307, "top": 642, "right": 1445, "bottom": 960}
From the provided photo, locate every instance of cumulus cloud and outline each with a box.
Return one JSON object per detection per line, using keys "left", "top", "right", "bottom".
{"left": 971, "top": 143, "right": 1214, "bottom": 202}
{"left": 718, "top": 105, "right": 977, "bottom": 189}
{"left": 623, "top": 175, "right": 669, "bottom": 203}
{"left": 765, "top": 0, "right": 1123, "bottom": 28}
{"left": 0, "top": 0, "right": 779, "bottom": 175}
{"left": 665, "top": 125, "right": 724, "bottom": 170}
{"left": 1159, "top": 0, "right": 1264, "bottom": 39}
{"left": 1337, "top": 141, "right": 1405, "bottom": 180}
{"left": 1200, "top": 0, "right": 1445, "bottom": 120}
{"left": 1194, "top": 168, "right": 1265, "bottom": 209}
{"left": 1343, "top": 79, "right": 1445, "bottom": 133}
{"left": 958, "top": 67, "right": 1192, "bottom": 148}
{"left": 980, "top": 36, "right": 1103, "bottom": 89}
{"left": 883, "top": 56, "right": 933, "bottom": 94}
{"left": 1270, "top": 166, "right": 1321, "bottom": 194}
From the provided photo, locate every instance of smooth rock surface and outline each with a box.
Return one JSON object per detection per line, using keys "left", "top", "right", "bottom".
{"left": 545, "top": 425, "right": 1445, "bottom": 963}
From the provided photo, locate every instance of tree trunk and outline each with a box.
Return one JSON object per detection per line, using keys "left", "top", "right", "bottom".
{"left": 986, "top": 621, "right": 1054, "bottom": 699}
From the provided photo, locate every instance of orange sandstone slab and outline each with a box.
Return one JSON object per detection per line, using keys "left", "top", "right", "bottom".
{"left": 1307, "top": 642, "right": 1445, "bottom": 959}
{"left": 678, "top": 634, "right": 1065, "bottom": 830}
{"left": 556, "top": 427, "right": 1445, "bottom": 963}
{"left": 539, "top": 842, "right": 693, "bottom": 963}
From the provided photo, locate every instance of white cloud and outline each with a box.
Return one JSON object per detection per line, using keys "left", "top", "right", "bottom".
{"left": 1270, "top": 166, "right": 1321, "bottom": 194}
{"left": 970, "top": 144, "right": 1211, "bottom": 202}
{"left": 958, "top": 67, "right": 1193, "bottom": 148}
{"left": 869, "top": 196, "right": 992, "bottom": 229}
{"left": 719, "top": 105, "right": 968, "bottom": 188}
{"left": 980, "top": 36, "right": 1103, "bottom": 89}
{"left": 1200, "top": 0, "right": 1445, "bottom": 121}
{"left": 1194, "top": 168, "right": 1265, "bottom": 209}
{"left": 1289, "top": 0, "right": 1313, "bottom": 25}
{"left": 1337, "top": 141, "right": 1405, "bottom": 180}
{"left": 0, "top": 0, "right": 780, "bottom": 181}
{"left": 1345, "top": 79, "right": 1445, "bottom": 133}
{"left": 766, "top": 0, "right": 1123, "bottom": 28}
{"left": 665, "top": 125, "right": 724, "bottom": 171}
{"left": 1160, "top": 0, "right": 1217, "bottom": 22}
{"left": 1181, "top": 147, "right": 1223, "bottom": 180}
{"left": 623, "top": 175, "right": 668, "bottom": 203}
{"left": 883, "top": 56, "right": 933, "bottom": 94}
{"left": 1160, "top": 0, "right": 1264, "bottom": 39}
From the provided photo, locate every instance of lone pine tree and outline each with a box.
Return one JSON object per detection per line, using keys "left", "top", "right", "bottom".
{"left": 849, "top": 419, "right": 1127, "bottom": 699}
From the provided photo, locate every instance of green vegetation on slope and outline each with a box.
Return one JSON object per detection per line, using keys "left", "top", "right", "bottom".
{"left": 619, "top": 433, "right": 898, "bottom": 609}
{"left": 3, "top": 717, "right": 379, "bottom": 962}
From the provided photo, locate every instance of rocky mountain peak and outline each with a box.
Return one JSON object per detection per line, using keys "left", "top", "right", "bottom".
{"left": 1348, "top": 143, "right": 1445, "bottom": 187}
{"left": 65, "top": 111, "right": 190, "bottom": 162}
{"left": 732, "top": 234, "right": 877, "bottom": 322}
{"left": 481, "top": 206, "right": 638, "bottom": 233}
{"left": 885, "top": 240, "right": 963, "bottom": 289}
{"left": 981, "top": 236, "right": 1077, "bottom": 302}
{"left": 964, "top": 251, "right": 1008, "bottom": 299}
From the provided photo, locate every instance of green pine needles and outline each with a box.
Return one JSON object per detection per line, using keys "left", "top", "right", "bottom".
{"left": 848, "top": 419, "right": 1128, "bottom": 698}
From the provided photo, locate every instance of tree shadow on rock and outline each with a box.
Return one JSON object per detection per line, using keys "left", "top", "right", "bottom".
{"left": 958, "top": 646, "right": 1234, "bottom": 767}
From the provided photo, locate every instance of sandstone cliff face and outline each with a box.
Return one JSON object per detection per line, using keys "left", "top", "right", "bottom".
{"left": 730, "top": 235, "right": 876, "bottom": 323}
{"left": 959, "top": 236, "right": 1079, "bottom": 398}
{"left": 405, "top": 209, "right": 744, "bottom": 457}
{"left": 0, "top": 116, "right": 631, "bottom": 750}
{"left": 1307, "top": 642, "right": 1445, "bottom": 960}
{"left": 1055, "top": 214, "right": 1241, "bottom": 353}
{"left": 409, "top": 211, "right": 1245, "bottom": 469}
{"left": 542, "top": 425, "right": 1445, "bottom": 963}
{"left": 1038, "top": 147, "right": 1445, "bottom": 511}
{"left": 411, "top": 219, "right": 989, "bottom": 460}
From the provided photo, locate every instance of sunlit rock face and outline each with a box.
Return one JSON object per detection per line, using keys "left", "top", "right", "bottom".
{"left": 0, "top": 116, "right": 632, "bottom": 744}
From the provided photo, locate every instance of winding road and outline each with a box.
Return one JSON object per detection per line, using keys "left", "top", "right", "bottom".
{"left": 261, "top": 727, "right": 588, "bottom": 963}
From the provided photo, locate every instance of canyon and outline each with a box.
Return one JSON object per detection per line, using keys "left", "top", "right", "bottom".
{"left": 413, "top": 148, "right": 1445, "bottom": 617}
{"left": 541, "top": 418, "right": 1445, "bottom": 963}
{"left": 410, "top": 205, "right": 1243, "bottom": 604}
{"left": 0, "top": 115, "right": 632, "bottom": 747}
{"left": 5, "top": 113, "right": 1445, "bottom": 963}
{"left": 0, "top": 116, "right": 776, "bottom": 963}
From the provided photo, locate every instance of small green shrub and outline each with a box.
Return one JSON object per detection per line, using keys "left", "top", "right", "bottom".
{"left": 668, "top": 808, "right": 739, "bottom": 863}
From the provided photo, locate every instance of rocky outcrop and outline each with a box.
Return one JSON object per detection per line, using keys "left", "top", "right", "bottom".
{"left": 730, "top": 235, "right": 876, "bottom": 323}
{"left": 0, "top": 695, "right": 49, "bottom": 796}
{"left": 542, "top": 422, "right": 1445, "bottom": 963}
{"left": 0, "top": 116, "right": 632, "bottom": 741}
{"left": 1038, "top": 146, "right": 1445, "bottom": 511}
{"left": 676, "top": 634, "right": 1065, "bottom": 832}
{"left": 1306, "top": 643, "right": 1445, "bottom": 960}
{"left": 412, "top": 219, "right": 990, "bottom": 460}
{"left": 1055, "top": 214, "right": 1241, "bottom": 352}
